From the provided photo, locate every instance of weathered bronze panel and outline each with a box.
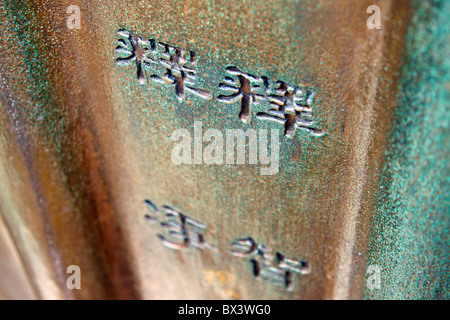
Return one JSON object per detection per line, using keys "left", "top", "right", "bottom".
{"left": 0, "top": 0, "right": 447, "bottom": 299}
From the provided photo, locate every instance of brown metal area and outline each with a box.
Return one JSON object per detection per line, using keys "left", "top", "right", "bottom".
{"left": 0, "top": 0, "right": 412, "bottom": 299}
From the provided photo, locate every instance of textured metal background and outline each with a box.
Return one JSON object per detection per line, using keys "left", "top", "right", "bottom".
{"left": 0, "top": 0, "right": 448, "bottom": 299}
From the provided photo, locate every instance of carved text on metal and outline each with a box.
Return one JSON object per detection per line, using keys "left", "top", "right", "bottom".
{"left": 231, "top": 237, "right": 310, "bottom": 292}
{"left": 116, "top": 29, "right": 324, "bottom": 138}
{"left": 116, "top": 29, "right": 212, "bottom": 101}
{"left": 144, "top": 199, "right": 217, "bottom": 251}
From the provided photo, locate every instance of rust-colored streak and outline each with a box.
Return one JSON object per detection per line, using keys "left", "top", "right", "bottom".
{"left": 75, "top": 123, "right": 140, "bottom": 299}
{"left": 0, "top": 0, "right": 140, "bottom": 299}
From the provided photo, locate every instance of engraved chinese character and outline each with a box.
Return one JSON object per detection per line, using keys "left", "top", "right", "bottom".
{"left": 257, "top": 80, "right": 324, "bottom": 138}
{"left": 231, "top": 237, "right": 310, "bottom": 291}
{"left": 144, "top": 200, "right": 217, "bottom": 251}
{"left": 150, "top": 43, "right": 212, "bottom": 101}
{"left": 115, "top": 29, "right": 158, "bottom": 84}
{"left": 217, "top": 66, "right": 266, "bottom": 123}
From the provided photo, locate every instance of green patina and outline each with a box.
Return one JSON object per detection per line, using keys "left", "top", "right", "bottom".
{"left": 1, "top": 0, "right": 447, "bottom": 299}
{"left": 1, "top": 1, "right": 68, "bottom": 151}
{"left": 364, "top": 0, "right": 449, "bottom": 299}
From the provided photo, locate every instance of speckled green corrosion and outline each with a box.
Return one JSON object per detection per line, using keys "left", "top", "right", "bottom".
{"left": 1, "top": 0, "right": 448, "bottom": 300}
{"left": 1, "top": 1, "right": 69, "bottom": 153}
{"left": 364, "top": 0, "right": 449, "bottom": 300}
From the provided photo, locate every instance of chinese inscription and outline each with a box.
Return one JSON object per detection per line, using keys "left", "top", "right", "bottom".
{"left": 116, "top": 29, "right": 212, "bottom": 101}
{"left": 144, "top": 199, "right": 217, "bottom": 251}
{"left": 231, "top": 237, "right": 310, "bottom": 292}
{"left": 144, "top": 200, "right": 310, "bottom": 292}
{"left": 116, "top": 29, "right": 325, "bottom": 139}
{"left": 217, "top": 66, "right": 266, "bottom": 123}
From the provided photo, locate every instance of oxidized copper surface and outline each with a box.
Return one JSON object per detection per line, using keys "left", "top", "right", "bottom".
{"left": 0, "top": 0, "right": 448, "bottom": 300}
